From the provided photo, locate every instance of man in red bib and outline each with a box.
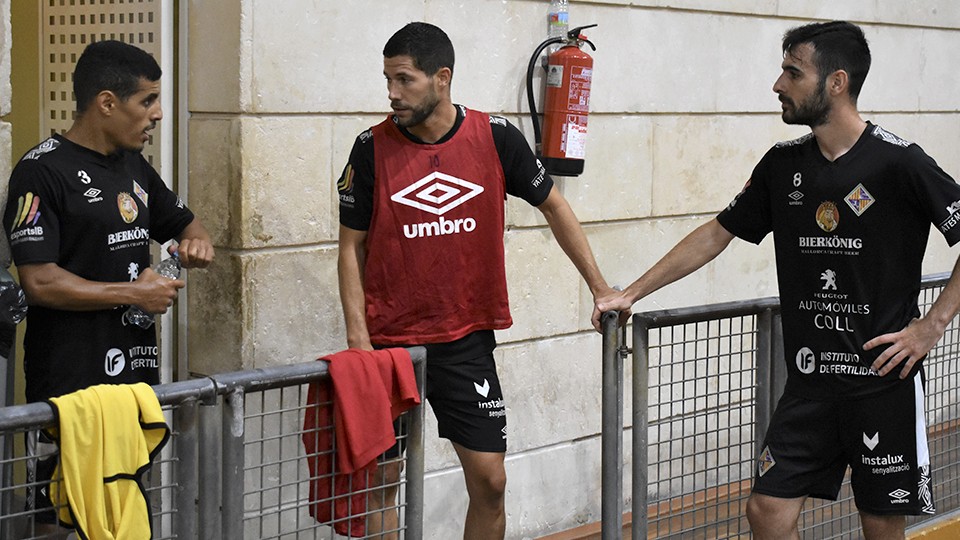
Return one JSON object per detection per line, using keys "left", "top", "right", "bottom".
{"left": 337, "top": 22, "right": 613, "bottom": 540}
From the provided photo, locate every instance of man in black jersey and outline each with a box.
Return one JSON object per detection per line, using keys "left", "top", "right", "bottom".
{"left": 4, "top": 40, "right": 214, "bottom": 530}
{"left": 594, "top": 21, "right": 960, "bottom": 539}
{"left": 337, "top": 22, "right": 613, "bottom": 540}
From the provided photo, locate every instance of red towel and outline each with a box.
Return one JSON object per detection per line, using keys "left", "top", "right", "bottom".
{"left": 302, "top": 348, "right": 421, "bottom": 536}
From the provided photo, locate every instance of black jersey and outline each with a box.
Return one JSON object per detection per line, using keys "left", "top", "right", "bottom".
{"left": 718, "top": 123, "right": 960, "bottom": 400}
{"left": 338, "top": 104, "right": 554, "bottom": 231}
{"left": 4, "top": 134, "right": 195, "bottom": 402}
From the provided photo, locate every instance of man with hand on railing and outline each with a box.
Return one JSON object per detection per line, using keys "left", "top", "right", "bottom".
{"left": 337, "top": 22, "right": 613, "bottom": 540}
{"left": 3, "top": 40, "right": 214, "bottom": 534}
{"left": 594, "top": 20, "right": 960, "bottom": 540}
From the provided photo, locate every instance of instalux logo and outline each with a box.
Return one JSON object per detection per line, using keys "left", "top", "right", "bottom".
{"left": 391, "top": 172, "right": 484, "bottom": 216}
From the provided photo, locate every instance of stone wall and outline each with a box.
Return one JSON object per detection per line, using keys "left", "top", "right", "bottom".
{"left": 178, "top": 1, "right": 960, "bottom": 537}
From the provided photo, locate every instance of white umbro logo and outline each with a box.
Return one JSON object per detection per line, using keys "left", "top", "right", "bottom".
{"left": 789, "top": 191, "right": 803, "bottom": 201}
{"left": 391, "top": 172, "right": 484, "bottom": 216}
{"left": 889, "top": 488, "right": 910, "bottom": 502}
{"left": 84, "top": 188, "right": 103, "bottom": 203}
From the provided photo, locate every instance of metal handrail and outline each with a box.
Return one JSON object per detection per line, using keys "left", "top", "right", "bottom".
{"left": 0, "top": 346, "right": 427, "bottom": 539}
{"left": 602, "top": 272, "right": 955, "bottom": 539}
{"left": 632, "top": 297, "right": 782, "bottom": 329}
{"left": 627, "top": 271, "right": 951, "bottom": 330}
{"left": 0, "top": 347, "right": 427, "bottom": 429}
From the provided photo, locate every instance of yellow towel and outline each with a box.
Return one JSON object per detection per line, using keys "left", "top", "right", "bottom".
{"left": 46, "top": 383, "right": 169, "bottom": 539}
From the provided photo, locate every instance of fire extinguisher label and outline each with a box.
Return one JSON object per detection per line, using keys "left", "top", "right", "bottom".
{"left": 564, "top": 121, "right": 588, "bottom": 159}
{"left": 567, "top": 66, "right": 592, "bottom": 113}
{"left": 546, "top": 65, "right": 564, "bottom": 88}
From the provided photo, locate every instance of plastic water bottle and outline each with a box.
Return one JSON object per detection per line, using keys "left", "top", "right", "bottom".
{"left": 548, "top": 0, "right": 569, "bottom": 41}
{"left": 125, "top": 253, "right": 181, "bottom": 329}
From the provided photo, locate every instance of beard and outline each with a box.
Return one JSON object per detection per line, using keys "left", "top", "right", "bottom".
{"left": 780, "top": 80, "right": 831, "bottom": 127}
{"left": 393, "top": 89, "right": 440, "bottom": 128}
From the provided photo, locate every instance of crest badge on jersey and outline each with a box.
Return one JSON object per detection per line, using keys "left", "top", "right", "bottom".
{"left": 117, "top": 192, "right": 139, "bottom": 224}
{"left": 816, "top": 201, "right": 840, "bottom": 232}
{"left": 133, "top": 180, "right": 149, "bottom": 207}
{"left": 758, "top": 446, "right": 776, "bottom": 477}
{"left": 845, "top": 183, "right": 875, "bottom": 217}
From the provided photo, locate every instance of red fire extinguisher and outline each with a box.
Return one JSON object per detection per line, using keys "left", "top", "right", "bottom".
{"left": 526, "top": 24, "right": 597, "bottom": 177}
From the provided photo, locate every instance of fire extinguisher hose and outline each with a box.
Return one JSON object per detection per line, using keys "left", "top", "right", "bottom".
{"left": 525, "top": 36, "right": 564, "bottom": 151}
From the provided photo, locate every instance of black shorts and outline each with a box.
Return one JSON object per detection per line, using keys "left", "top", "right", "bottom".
{"left": 753, "top": 374, "right": 935, "bottom": 516}
{"left": 385, "top": 349, "right": 507, "bottom": 457}
{"left": 425, "top": 351, "right": 507, "bottom": 452}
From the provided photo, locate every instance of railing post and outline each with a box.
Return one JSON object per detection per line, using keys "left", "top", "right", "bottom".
{"left": 754, "top": 309, "right": 786, "bottom": 458}
{"left": 0, "top": 338, "right": 14, "bottom": 539}
{"left": 632, "top": 315, "right": 649, "bottom": 540}
{"left": 770, "top": 311, "right": 787, "bottom": 405}
{"left": 221, "top": 388, "right": 245, "bottom": 539}
{"left": 0, "top": 429, "right": 13, "bottom": 540}
{"left": 198, "top": 394, "right": 222, "bottom": 540}
{"left": 755, "top": 309, "right": 774, "bottom": 456}
{"left": 172, "top": 398, "right": 200, "bottom": 539}
{"left": 601, "top": 311, "right": 624, "bottom": 540}
{"left": 404, "top": 346, "right": 427, "bottom": 539}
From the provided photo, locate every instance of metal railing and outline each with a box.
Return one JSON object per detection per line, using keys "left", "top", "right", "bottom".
{"left": 0, "top": 347, "right": 426, "bottom": 539}
{"left": 601, "top": 273, "right": 960, "bottom": 539}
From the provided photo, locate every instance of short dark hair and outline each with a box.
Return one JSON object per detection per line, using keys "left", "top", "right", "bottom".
{"left": 73, "top": 40, "right": 162, "bottom": 113}
{"left": 383, "top": 22, "right": 455, "bottom": 77}
{"left": 782, "top": 21, "right": 871, "bottom": 100}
